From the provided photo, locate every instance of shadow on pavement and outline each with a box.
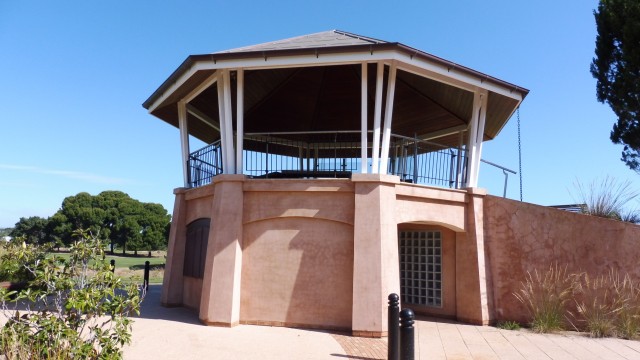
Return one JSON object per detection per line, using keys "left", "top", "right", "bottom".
{"left": 135, "top": 284, "right": 201, "bottom": 325}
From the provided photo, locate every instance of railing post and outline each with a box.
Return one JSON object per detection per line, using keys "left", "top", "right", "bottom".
{"left": 110, "top": 259, "right": 115, "bottom": 273}
{"left": 400, "top": 308, "right": 415, "bottom": 360}
{"left": 144, "top": 261, "right": 150, "bottom": 292}
{"left": 388, "top": 293, "right": 400, "bottom": 360}
{"left": 413, "top": 134, "right": 418, "bottom": 183}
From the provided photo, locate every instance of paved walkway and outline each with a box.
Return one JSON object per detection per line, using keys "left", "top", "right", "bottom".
{"left": 126, "top": 285, "right": 640, "bottom": 359}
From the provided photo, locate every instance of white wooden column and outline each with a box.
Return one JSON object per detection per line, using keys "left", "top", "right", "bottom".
{"left": 360, "top": 63, "right": 368, "bottom": 173}
{"left": 216, "top": 71, "right": 229, "bottom": 173}
{"left": 236, "top": 69, "right": 244, "bottom": 174}
{"left": 466, "top": 90, "right": 488, "bottom": 187}
{"left": 371, "top": 62, "right": 385, "bottom": 173}
{"left": 178, "top": 101, "right": 190, "bottom": 187}
{"left": 222, "top": 70, "right": 236, "bottom": 174}
{"left": 379, "top": 62, "right": 397, "bottom": 174}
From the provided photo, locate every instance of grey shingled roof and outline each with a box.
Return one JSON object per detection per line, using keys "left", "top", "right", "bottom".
{"left": 216, "top": 30, "right": 389, "bottom": 54}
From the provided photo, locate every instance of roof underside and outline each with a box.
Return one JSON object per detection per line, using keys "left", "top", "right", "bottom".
{"left": 144, "top": 30, "right": 528, "bottom": 149}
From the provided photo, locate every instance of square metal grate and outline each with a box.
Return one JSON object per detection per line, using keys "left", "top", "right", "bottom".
{"left": 399, "top": 230, "right": 442, "bottom": 307}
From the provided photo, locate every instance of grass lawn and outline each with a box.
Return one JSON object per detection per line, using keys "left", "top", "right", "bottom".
{"left": 48, "top": 251, "right": 166, "bottom": 284}
{"left": 49, "top": 251, "right": 165, "bottom": 269}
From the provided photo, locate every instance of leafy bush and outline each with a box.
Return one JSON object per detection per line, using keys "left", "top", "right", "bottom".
{"left": 514, "top": 264, "right": 578, "bottom": 333}
{"left": 0, "top": 230, "right": 144, "bottom": 359}
{"left": 0, "top": 239, "right": 49, "bottom": 283}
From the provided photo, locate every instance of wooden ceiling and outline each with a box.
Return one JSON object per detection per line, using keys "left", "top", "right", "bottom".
{"left": 156, "top": 63, "right": 502, "bottom": 149}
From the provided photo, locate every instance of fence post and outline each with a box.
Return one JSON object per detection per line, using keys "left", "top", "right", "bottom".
{"left": 400, "top": 308, "right": 415, "bottom": 360}
{"left": 388, "top": 293, "right": 400, "bottom": 360}
{"left": 143, "top": 261, "right": 150, "bottom": 292}
{"left": 110, "top": 259, "right": 115, "bottom": 273}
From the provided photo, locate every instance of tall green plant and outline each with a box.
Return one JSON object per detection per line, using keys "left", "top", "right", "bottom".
{"left": 0, "top": 230, "right": 143, "bottom": 359}
{"left": 514, "top": 264, "right": 578, "bottom": 333}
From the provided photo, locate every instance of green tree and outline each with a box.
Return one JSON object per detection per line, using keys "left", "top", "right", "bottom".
{"left": 591, "top": 0, "right": 640, "bottom": 171}
{"left": 10, "top": 216, "right": 48, "bottom": 244}
{"left": 0, "top": 231, "right": 142, "bottom": 359}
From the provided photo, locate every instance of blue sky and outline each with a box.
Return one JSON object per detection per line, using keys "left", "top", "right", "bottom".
{"left": 0, "top": 0, "right": 637, "bottom": 227}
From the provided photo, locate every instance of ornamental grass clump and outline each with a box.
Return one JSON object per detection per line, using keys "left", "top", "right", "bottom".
{"left": 0, "top": 230, "right": 144, "bottom": 360}
{"left": 571, "top": 272, "right": 622, "bottom": 338}
{"left": 612, "top": 273, "right": 640, "bottom": 339}
{"left": 571, "top": 176, "right": 640, "bottom": 223}
{"left": 514, "top": 264, "right": 578, "bottom": 333}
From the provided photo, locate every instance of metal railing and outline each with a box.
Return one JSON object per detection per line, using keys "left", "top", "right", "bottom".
{"left": 388, "top": 134, "right": 467, "bottom": 189}
{"left": 186, "top": 131, "right": 470, "bottom": 190}
{"left": 243, "top": 132, "right": 361, "bottom": 178}
{"left": 187, "top": 140, "right": 223, "bottom": 187}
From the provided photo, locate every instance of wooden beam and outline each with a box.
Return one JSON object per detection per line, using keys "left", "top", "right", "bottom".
{"left": 222, "top": 69, "right": 236, "bottom": 174}
{"left": 186, "top": 104, "right": 219, "bottom": 131}
{"left": 182, "top": 73, "right": 218, "bottom": 104}
{"left": 371, "top": 62, "right": 385, "bottom": 173}
{"left": 360, "top": 62, "right": 368, "bottom": 173}
{"left": 178, "top": 101, "right": 190, "bottom": 187}
{"left": 419, "top": 124, "right": 468, "bottom": 141}
{"left": 379, "top": 62, "right": 397, "bottom": 174}
{"left": 216, "top": 71, "right": 229, "bottom": 172}
{"left": 236, "top": 69, "right": 244, "bottom": 174}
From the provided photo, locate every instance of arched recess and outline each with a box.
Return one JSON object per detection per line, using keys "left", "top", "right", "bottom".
{"left": 397, "top": 222, "right": 457, "bottom": 319}
{"left": 183, "top": 218, "right": 210, "bottom": 310}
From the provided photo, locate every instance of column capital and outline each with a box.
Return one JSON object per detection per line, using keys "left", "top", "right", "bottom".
{"left": 351, "top": 173, "right": 399, "bottom": 185}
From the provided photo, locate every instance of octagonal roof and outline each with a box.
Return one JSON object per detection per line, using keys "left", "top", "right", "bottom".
{"left": 144, "top": 30, "right": 528, "bottom": 148}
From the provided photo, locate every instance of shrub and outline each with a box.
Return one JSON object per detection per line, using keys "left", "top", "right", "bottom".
{"left": 0, "top": 230, "right": 144, "bottom": 359}
{"left": 0, "top": 239, "right": 49, "bottom": 283}
{"left": 514, "top": 264, "right": 578, "bottom": 333}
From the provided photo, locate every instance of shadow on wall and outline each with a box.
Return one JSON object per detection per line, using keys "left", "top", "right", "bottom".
{"left": 241, "top": 217, "right": 354, "bottom": 330}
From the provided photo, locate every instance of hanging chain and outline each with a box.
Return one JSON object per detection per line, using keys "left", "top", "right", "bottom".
{"left": 517, "top": 107, "right": 523, "bottom": 201}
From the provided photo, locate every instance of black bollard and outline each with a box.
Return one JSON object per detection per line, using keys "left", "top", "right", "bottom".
{"left": 388, "top": 293, "right": 400, "bottom": 360}
{"left": 110, "top": 259, "right": 115, "bottom": 273}
{"left": 143, "top": 261, "right": 150, "bottom": 292}
{"left": 400, "top": 308, "right": 415, "bottom": 360}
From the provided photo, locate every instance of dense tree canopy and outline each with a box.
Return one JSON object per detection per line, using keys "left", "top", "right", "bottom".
{"left": 10, "top": 216, "right": 48, "bottom": 244}
{"left": 11, "top": 191, "right": 171, "bottom": 254}
{"left": 591, "top": 0, "right": 640, "bottom": 171}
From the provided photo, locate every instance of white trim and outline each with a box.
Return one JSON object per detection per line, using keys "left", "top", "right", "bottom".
{"left": 178, "top": 101, "right": 190, "bottom": 187}
{"left": 222, "top": 69, "right": 236, "bottom": 174}
{"left": 182, "top": 73, "right": 218, "bottom": 104}
{"left": 147, "top": 50, "right": 524, "bottom": 113}
{"left": 465, "top": 92, "right": 480, "bottom": 187}
{"left": 236, "top": 69, "right": 244, "bottom": 174}
{"left": 465, "top": 90, "right": 488, "bottom": 187}
{"left": 360, "top": 62, "right": 368, "bottom": 173}
{"left": 379, "top": 62, "right": 397, "bottom": 174}
{"left": 420, "top": 124, "right": 468, "bottom": 141}
{"left": 186, "top": 104, "right": 219, "bottom": 131}
{"left": 371, "top": 62, "right": 385, "bottom": 173}
{"left": 216, "top": 71, "right": 229, "bottom": 172}
{"left": 471, "top": 90, "right": 488, "bottom": 185}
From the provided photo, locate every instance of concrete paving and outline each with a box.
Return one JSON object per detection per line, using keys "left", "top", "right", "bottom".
{"left": 125, "top": 285, "right": 640, "bottom": 359}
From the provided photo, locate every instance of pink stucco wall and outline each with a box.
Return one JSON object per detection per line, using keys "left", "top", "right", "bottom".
{"left": 484, "top": 195, "right": 640, "bottom": 323}
{"left": 241, "top": 182, "right": 355, "bottom": 329}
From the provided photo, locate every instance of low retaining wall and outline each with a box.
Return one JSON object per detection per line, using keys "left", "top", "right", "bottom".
{"left": 484, "top": 195, "right": 640, "bottom": 323}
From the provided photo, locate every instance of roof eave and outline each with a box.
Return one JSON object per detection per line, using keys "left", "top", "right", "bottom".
{"left": 143, "top": 42, "right": 529, "bottom": 112}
